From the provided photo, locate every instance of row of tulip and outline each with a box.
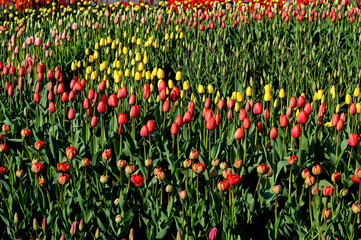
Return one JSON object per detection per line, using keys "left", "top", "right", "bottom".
{"left": 1, "top": 0, "right": 361, "bottom": 239}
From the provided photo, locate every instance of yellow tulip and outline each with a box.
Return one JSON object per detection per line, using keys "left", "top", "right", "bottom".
{"left": 168, "top": 80, "right": 174, "bottom": 89}
{"left": 246, "top": 87, "right": 252, "bottom": 97}
{"left": 174, "top": 100, "right": 179, "bottom": 107}
{"left": 95, "top": 42, "right": 99, "bottom": 50}
{"left": 106, "top": 80, "right": 110, "bottom": 88}
{"left": 152, "top": 68, "right": 158, "bottom": 77}
{"left": 107, "top": 67, "right": 111, "bottom": 75}
{"left": 357, "top": 103, "right": 361, "bottom": 113}
{"left": 191, "top": 93, "right": 195, "bottom": 102}
{"left": 156, "top": 96, "right": 160, "bottom": 103}
{"left": 202, "top": 95, "right": 206, "bottom": 103}
{"left": 183, "top": 81, "right": 190, "bottom": 91}
{"left": 100, "top": 38, "right": 105, "bottom": 46}
{"left": 150, "top": 83, "right": 154, "bottom": 93}
{"left": 176, "top": 71, "right": 182, "bottom": 81}
{"left": 143, "top": 55, "right": 149, "bottom": 65}
{"left": 273, "top": 99, "right": 278, "bottom": 108}
{"left": 321, "top": 96, "right": 325, "bottom": 104}
{"left": 145, "top": 71, "right": 151, "bottom": 80}
{"left": 165, "top": 33, "right": 169, "bottom": 41}
{"left": 295, "top": 109, "right": 300, "bottom": 118}
{"left": 111, "top": 41, "right": 116, "bottom": 49}
{"left": 231, "top": 91, "right": 237, "bottom": 100}
{"left": 135, "top": 52, "right": 142, "bottom": 62}
{"left": 148, "top": 97, "right": 152, "bottom": 103}
{"left": 71, "top": 62, "right": 77, "bottom": 71}
{"left": 124, "top": 69, "right": 130, "bottom": 77}
{"left": 264, "top": 92, "right": 272, "bottom": 102}
{"left": 180, "top": 90, "right": 185, "bottom": 99}
{"left": 85, "top": 48, "right": 90, "bottom": 56}
{"left": 93, "top": 50, "right": 99, "bottom": 59}
{"left": 313, "top": 92, "right": 318, "bottom": 101}
{"left": 157, "top": 68, "right": 165, "bottom": 79}
{"left": 235, "top": 102, "right": 241, "bottom": 112}
{"left": 136, "top": 38, "right": 142, "bottom": 46}
{"left": 179, "top": 32, "right": 184, "bottom": 39}
{"left": 107, "top": 36, "right": 112, "bottom": 44}
{"left": 207, "top": 84, "right": 214, "bottom": 94}
{"left": 135, "top": 72, "right": 141, "bottom": 81}
{"left": 330, "top": 85, "right": 336, "bottom": 96}
{"left": 122, "top": 46, "right": 128, "bottom": 55}
{"left": 264, "top": 84, "right": 271, "bottom": 93}
{"left": 354, "top": 88, "right": 360, "bottom": 97}
{"left": 345, "top": 94, "right": 352, "bottom": 105}
{"left": 279, "top": 89, "right": 285, "bottom": 99}
{"left": 324, "top": 122, "right": 333, "bottom": 128}
{"left": 317, "top": 90, "right": 324, "bottom": 100}
{"left": 236, "top": 92, "right": 243, "bottom": 102}
{"left": 115, "top": 84, "right": 119, "bottom": 92}
{"left": 138, "top": 62, "right": 144, "bottom": 71}
{"left": 336, "top": 104, "right": 340, "bottom": 113}
{"left": 214, "top": 94, "right": 220, "bottom": 104}
{"left": 198, "top": 84, "right": 205, "bottom": 94}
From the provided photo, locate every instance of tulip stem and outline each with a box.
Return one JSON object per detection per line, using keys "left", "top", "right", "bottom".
{"left": 209, "top": 130, "right": 211, "bottom": 162}
{"left": 254, "top": 175, "right": 262, "bottom": 195}
{"left": 320, "top": 197, "right": 328, "bottom": 222}
{"left": 288, "top": 165, "right": 293, "bottom": 200}
{"left": 177, "top": 133, "right": 180, "bottom": 158}
{"left": 132, "top": 118, "right": 136, "bottom": 140}
{"left": 351, "top": 214, "right": 357, "bottom": 240}
{"left": 185, "top": 169, "right": 188, "bottom": 192}
{"left": 52, "top": 113, "right": 54, "bottom": 137}
{"left": 236, "top": 140, "right": 239, "bottom": 159}
{"left": 196, "top": 174, "right": 199, "bottom": 203}
{"left": 309, "top": 187, "right": 313, "bottom": 227}
{"left": 100, "top": 114, "right": 104, "bottom": 149}
{"left": 36, "top": 103, "right": 39, "bottom": 128}
{"left": 299, "top": 182, "right": 305, "bottom": 207}
{"left": 348, "top": 147, "right": 353, "bottom": 169}
{"left": 84, "top": 167, "right": 88, "bottom": 196}
{"left": 275, "top": 195, "right": 278, "bottom": 222}
{"left": 60, "top": 185, "right": 64, "bottom": 207}
{"left": 119, "top": 133, "right": 123, "bottom": 154}
{"left": 160, "top": 182, "right": 163, "bottom": 206}
{"left": 358, "top": 181, "right": 361, "bottom": 204}
{"left": 143, "top": 138, "right": 146, "bottom": 161}
{"left": 181, "top": 199, "right": 185, "bottom": 227}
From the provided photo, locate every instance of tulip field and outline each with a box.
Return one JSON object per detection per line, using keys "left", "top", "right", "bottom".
{"left": 2, "top": 0, "right": 361, "bottom": 239}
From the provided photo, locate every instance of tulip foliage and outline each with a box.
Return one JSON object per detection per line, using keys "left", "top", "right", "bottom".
{"left": 1, "top": 0, "right": 361, "bottom": 239}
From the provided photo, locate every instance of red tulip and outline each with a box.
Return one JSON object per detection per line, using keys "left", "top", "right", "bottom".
{"left": 128, "top": 94, "right": 136, "bottom": 105}
{"left": 131, "top": 174, "right": 145, "bottom": 186}
{"left": 218, "top": 180, "right": 229, "bottom": 191}
{"left": 227, "top": 110, "right": 233, "bottom": 120}
{"left": 140, "top": 125, "right": 149, "bottom": 137}
{"left": 304, "top": 102, "right": 312, "bottom": 115}
{"left": 143, "top": 84, "right": 150, "bottom": 99}
{"left": 66, "top": 146, "right": 76, "bottom": 160}
{"left": 353, "top": 175, "right": 360, "bottom": 184}
{"left": 130, "top": 105, "right": 140, "bottom": 118}
{"left": 289, "top": 97, "right": 297, "bottom": 108}
{"left": 312, "top": 164, "right": 322, "bottom": 175}
{"left": 88, "top": 89, "right": 95, "bottom": 99}
{"left": 57, "top": 163, "right": 70, "bottom": 172}
{"left": 117, "top": 86, "right": 127, "bottom": 99}
{"left": 350, "top": 103, "right": 357, "bottom": 115}
{"left": 68, "top": 108, "right": 75, "bottom": 120}
{"left": 279, "top": 115, "right": 289, "bottom": 127}
{"left": 331, "top": 114, "right": 339, "bottom": 126}
{"left": 34, "top": 140, "right": 46, "bottom": 150}
{"left": 297, "top": 110, "right": 308, "bottom": 124}
{"left": 297, "top": 96, "right": 305, "bottom": 108}
{"left": 189, "top": 150, "right": 199, "bottom": 160}
{"left": 349, "top": 133, "right": 359, "bottom": 147}
{"left": 159, "top": 89, "right": 167, "bottom": 101}
{"left": 228, "top": 99, "right": 235, "bottom": 109}
{"left": 226, "top": 174, "right": 242, "bottom": 187}
{"left": 336, "top": 120, "right": 344, "bottom": 131}
{"left": 193, "top": 162, "right": 206, "bottom": 174}
{"left": 91, "top": 116, "right": 99, "bottom": 127}
{"left": 175, "top": 116, "right": 183, "bottom": 127}
{"left": 183, "top": 111, "right": 192, "bottom": 123}
{"left": 270, "top": 127, "right": 278, "bottom": 140}
{"left": 31, "top": 163, "right": 44, "bottom": 173}
{"left": 102, "top": 149, "right": 112, "bottom": 160}
{"left": 21, "top": 129, "right": 31, "bottom": 138}
{"left": 323, "top": 186, "right": 334, "bottom": 197}
{"left": 288, "top": 156, "right": 298, "bottom": 165}
{"left": 118, "top": 113, "right": 127, "bottom": 125}
{"left": 291, "top": 124, "right": 301, "bottom": 138}
{"left": 204, "top": 98, "right": 211, "bottom": 109}
{"left": 34, "top": 92, "right": 40, "bottom": 103}
{"left": 331, "top": 172, "right": 341, "bottom": 183}
{"left": 218, "top": 99, "right": 225, "bottom": 110}
{"left": 97, "top": 101, "right": 107, "bottom": 113}
{"left": 58, "top": 174, "right": 70, "bottom": 185}
{"left": 108, "top": 94, "right": 118, "bottom": 108}
{"left": 234, "top": 127, "right": 244, "bottom": 140}
{"left": 170, "top": 122, "right": 180, "bottom": 135}
{"left": 257, "top": 163, "right": 269, "bottom": 175}
{"left": 170, "top": 87, "right": 180, "bottom": 102}
{"left": 238, "top": 109, "right": 247, "bottom": 121}
{"left": 242, "top": 118, "right": 250, "bottom": 129}
{"left": 206, "top": 117, "right": 216, "bottom": 130}
{"left": 253, "top": 102, "right": 263, "bottom": 115}
{"left": 146, "top": 120, "right": 155, "bottom": 132}
{"left": 49, "top": 102, "right": 55, "bottom": 113}
{"left": 162, "top": 100, "right": 170, "bottom": 112}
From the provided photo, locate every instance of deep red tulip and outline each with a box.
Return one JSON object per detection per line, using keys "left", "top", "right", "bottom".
{"left": 227, "top": 174, "right": 242, "bottom": 187}
{"left": 66, "top": 146, "right": 76, "bottom": 160}
{"left": 33, "top": 92, "right": 40, "bottom": 103}
{"left": 57, "top": 163, "right": 70, "bottom": 172}
{"left": 242, "top": 118, "right": 250, "bottom": 129}
{"left": 297, "top": 96, "right": 305, "bottom": 108}
{"left": 331, "top": 114, "right": 339, "bottom": 126}
{"left": 304, "top": 102, "right": 312, "bottom": 115}
{"left": 331, "top": 172, "right": 341, "bottom": 183}
{"left": 91, "top": 116, "right": 99, "bottom": 127}
{"left": 350, "top": 103, "right": 357, "bottom": 115}
{"left": 175, "top": 116, "right": 183, "bottom": 127}
{"left": 234, "top": 127, "right": 244, "bottom": 140}
{"left": 228, "top": 99, "right": 235, "bottom": 109}
{"left": 206, "top": 117, "right": 216, "bottom": 130}
{"left": 289, "top": 97, "right": 297, "bottom": 108}
{"left": 218, "top": 99, "right": 225, "bottom": 110}
{"left": 83, "top": 98, "right": 90, "bottom": 109}
{"left": 170, "top": 87, "right": 180, "bottom": 102}
{"left": 238, "top": 109, "right": 247, "bottom": 121}
{"left": 323, "top": 186, "right": 334, "bottom": 197}
{"left": 68, "top": 108, "right": 75, "bottom": 120}
{"left": 279, "top": 115, "right": 289, "bottom": 127}
{"left": 58, "top": 174, "right": 70, "bottom": 185}
{"left": 183, "top": 111, "right": 192, "bottom": 123}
